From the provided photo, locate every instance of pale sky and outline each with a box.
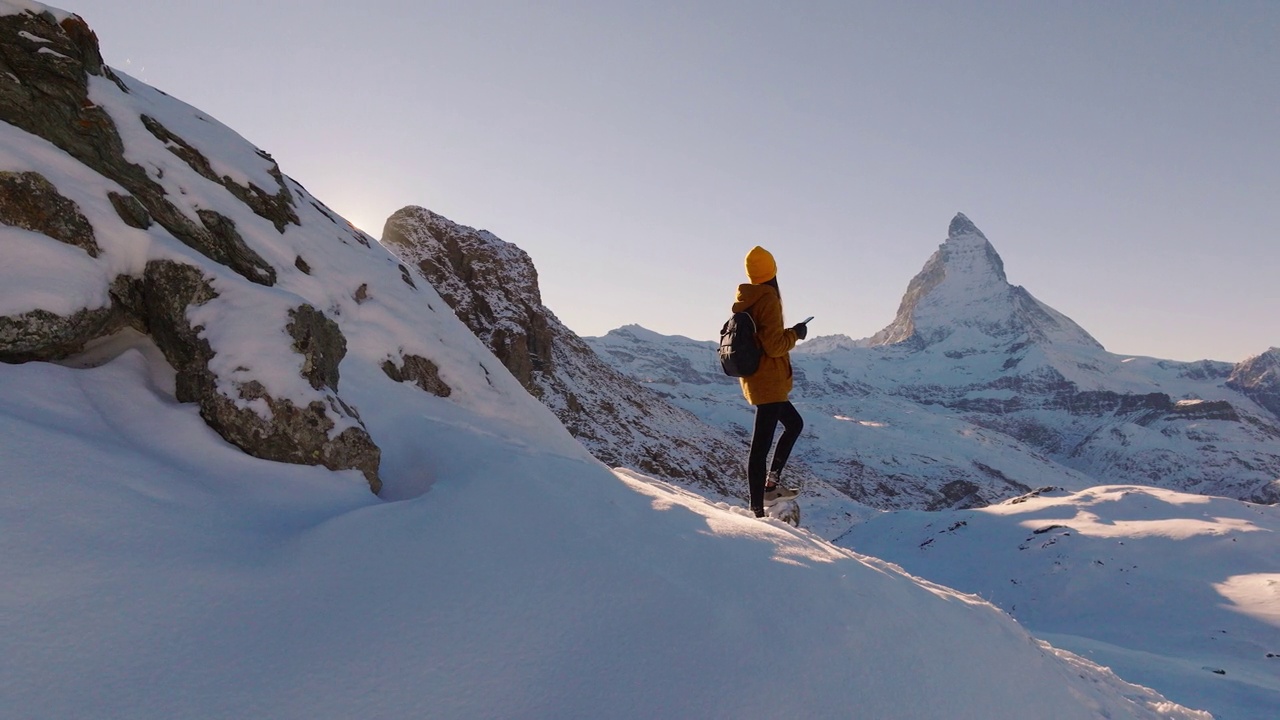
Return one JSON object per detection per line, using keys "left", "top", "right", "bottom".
{"left": 61, "top": 1, "right": 1277, "bottom": 362}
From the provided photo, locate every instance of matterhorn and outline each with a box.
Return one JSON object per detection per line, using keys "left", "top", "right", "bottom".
{"left": 870, "top": 213, "right": 1102, "bottom": 351}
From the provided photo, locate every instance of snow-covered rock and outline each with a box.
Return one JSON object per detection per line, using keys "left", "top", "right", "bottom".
{"left": 1227, "top": 347, "right": 1280, "bottom": 421}
{"left": 0, "top": 4, "right": 568, "bottom": 493}
{"left": 382, "top": 206, "right": 752, "bottom": 497}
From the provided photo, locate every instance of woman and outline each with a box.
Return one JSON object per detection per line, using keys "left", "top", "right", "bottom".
{"left": 733, "top": 246, "right": 808, "bottom": 517}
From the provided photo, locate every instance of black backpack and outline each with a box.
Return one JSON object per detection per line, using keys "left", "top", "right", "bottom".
{"left": 719, "top": 311, "right": 761, "bottom": 377}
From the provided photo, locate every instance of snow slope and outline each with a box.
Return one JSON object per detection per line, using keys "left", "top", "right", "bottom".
{"left": 0, "top": 338, "right": 1208, "bottom": 719}
{"left": 838, "top": 486, "right": 1280, "bottom": 719}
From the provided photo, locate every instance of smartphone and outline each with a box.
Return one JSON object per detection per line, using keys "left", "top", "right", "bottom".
{"left": 801, "top": 316, "right": 814, "bottom": 324}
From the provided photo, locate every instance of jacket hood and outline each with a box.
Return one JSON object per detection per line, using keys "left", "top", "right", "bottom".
{"left": 732, "top": 282, "right": 776, "bottom": 312}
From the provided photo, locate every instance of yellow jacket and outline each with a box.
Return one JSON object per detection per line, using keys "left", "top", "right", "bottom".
{"left": 732, "top": 283, "right": 797, "bottom": 405}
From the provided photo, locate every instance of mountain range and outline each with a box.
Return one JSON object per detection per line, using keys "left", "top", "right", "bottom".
{"left": 585, "top": 214, "right": 1280, "bottom": 534}
{"left": 374, "top": 203, "right": 1280, "bottom": 539}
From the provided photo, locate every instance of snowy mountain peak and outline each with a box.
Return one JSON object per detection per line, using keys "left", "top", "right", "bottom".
{"left": 869, "top": 214, "right": 1100, "bottom": 353}
{"left": 937, "top": 212, "right": 1008, "bottom": 286}
{"left": 604, "top": 323, "right": 683, "bottom": 343}
{"left": 1227, "top": 347, "right": 1280, "bottom": 421}
{"left": 947, "top": 211, "right": 985, "bottom": 240}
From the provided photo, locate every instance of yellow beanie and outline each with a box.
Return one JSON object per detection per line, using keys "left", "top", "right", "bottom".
{"left": 744, "top": 246, "right": 777, "bottom": 284}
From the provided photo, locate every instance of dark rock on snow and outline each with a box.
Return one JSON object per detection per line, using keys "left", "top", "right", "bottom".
{"left": 0, "top": 9, "right": 381, "bottom": 491}
{"left": 0, "top": 170, "right": 100, "bottom": 256}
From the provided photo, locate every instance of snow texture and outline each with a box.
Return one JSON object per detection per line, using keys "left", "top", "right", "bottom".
{"left": 1, "top": 342, "right": 1210, "bottom": 719}
{"left": 839, "top": 485, "right": 1280, "bottom": 719}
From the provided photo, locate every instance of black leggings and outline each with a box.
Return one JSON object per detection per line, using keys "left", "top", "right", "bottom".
{"left": 748, "top": 401, "right": 804, "bottom": 510}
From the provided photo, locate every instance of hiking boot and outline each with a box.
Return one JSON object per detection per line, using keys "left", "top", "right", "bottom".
{"left": 752, "top": 506, "right": 766, "bottom": 518}
{"left": 763, "top": 483, "right": 799, "bottom": 505}
{"left": 764, "top": 469, "right": 798, "bottom": 504}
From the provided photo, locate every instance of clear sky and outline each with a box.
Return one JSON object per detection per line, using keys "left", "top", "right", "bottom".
{"left": 61, "top": 0, "right": 1278, "bottom": 362}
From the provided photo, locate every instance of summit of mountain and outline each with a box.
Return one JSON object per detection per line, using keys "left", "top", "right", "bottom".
{"left": 869, "top": 213, "right": 1103, "bottom": 356}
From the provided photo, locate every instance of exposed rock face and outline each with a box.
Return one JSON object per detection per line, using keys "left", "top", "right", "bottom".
{"left": 112, "top": 261, "right": 219, "bottom": 402}
{"left": 138, "top": 114, "right": 300, "bottom": 233}
{"left": 382, "top": 354, "right": 452, "bottom": 397}
{"left": 107, "top": 191, "right": 151, "bottom": 229}
{"left": 287, "top": 305, "right": 345, "bottom": 392}
{"left": 204, "top": 379, "right": 382, "bottom": 493}
{"left": 0, "top": 306, "right": 123, "bottom": 363}
{"left": 383, "top": 208, "right": 551, "bottom": 391}
{"left": 0, "top": 7, "right": 382, "bottom": 491}
{"left": 382, "top": 206, "right": 749, "bottom": 497}
{"left": 0, "top": 170, "right": 99, "bottom": 256}
{"left": 0, "top": 8, "right": 279, "bottom": 287}
{"left": 1227, "top": 349, "right": 1280, "bottom": 422}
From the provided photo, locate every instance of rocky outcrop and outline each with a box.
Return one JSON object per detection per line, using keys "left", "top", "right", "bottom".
{"left": 107, "top": 191, "right": 152, "bottom": 230}
{"left": 1, "top": 293, "right": 383, "bottom": 496}
{"left": 287, "top": 305, "right": 345, "bottom": 392}
{"left": 0, "top": 306, "right": 123, "bottom": 363}
{"left": 107, "top": 262, "right": 382, "bottom": 492}
{"left": 382, "top": 353, "right": 452, "bottom": 397}
{"left": 0, "top": 7, "right": 381, "bottom": 491}
{"left": 0, "top": 8, "right": 280, "bottom": 286}
{"left": 382, "top": 206, "right": 750, "bottom": 497}
{"left": 383, "top": 208, "right": 551, "bottom": 391}
{"left": 0, "top": 170, "right": 99, "bottom": 256}
{"left": 1228, "top": 349, "right": 1280, "bottom": 422}
{"left": 0, "top": 166, "right": 121, "bottom": 362}
{"left": 138, "top": 114, "right": 299, "bottom": 233}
